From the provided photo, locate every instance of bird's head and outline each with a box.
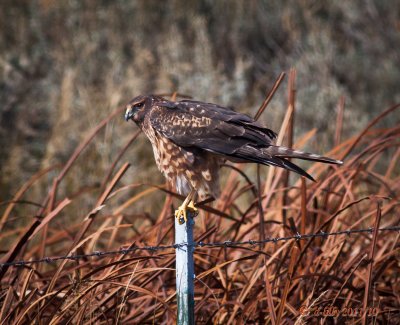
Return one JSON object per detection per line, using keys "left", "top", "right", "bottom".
{"left": 125, "top": 95, "right": 165, "bottom": 125}
{"left": 125, "top": 95, "right": 148, "bottom": 124}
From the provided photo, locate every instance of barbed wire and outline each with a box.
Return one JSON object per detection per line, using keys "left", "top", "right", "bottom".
{"left": 1, "top": 226, "right": 399, "bottom": 268}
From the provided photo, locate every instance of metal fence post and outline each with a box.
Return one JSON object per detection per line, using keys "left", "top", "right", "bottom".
{"left": 175, "top": 213, "right": 195, "bottom": 325}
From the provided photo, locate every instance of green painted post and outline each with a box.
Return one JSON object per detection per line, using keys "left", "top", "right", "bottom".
{"left": 175, "top": 213, "right": 195, "bottom": 324}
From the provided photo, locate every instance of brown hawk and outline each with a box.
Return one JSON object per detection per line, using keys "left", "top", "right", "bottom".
{"left": 125, "top": 95, "right": 342, "bottom": 224}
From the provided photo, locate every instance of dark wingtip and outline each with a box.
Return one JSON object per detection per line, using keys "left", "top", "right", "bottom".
{"left": 299, "top": 169, "right": 316, "bottom": 182}
{"left": 280, "top": 158, "right": 316, "bottom": 182}
{"left": 306, "top": 174, "right": 316, "bottom": 182}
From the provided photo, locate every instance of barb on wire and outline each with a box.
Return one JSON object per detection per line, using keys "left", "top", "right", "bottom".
{"left": 1, "top": 226, "right": 399, "bottom": 268}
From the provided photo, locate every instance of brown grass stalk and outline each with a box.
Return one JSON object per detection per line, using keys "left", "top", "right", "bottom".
{"left": 1, "top": 78, "right": 399, "bottom": 324}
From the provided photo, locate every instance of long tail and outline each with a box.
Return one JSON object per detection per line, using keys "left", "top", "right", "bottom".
{"left": 267, "top": 145, "right": 343, "bottom": 165}
{"left": 261, "top": 145, "right": 343, "bottom": 182}
{"left": 232, "top": 145, "right": 342, "bottom": 181}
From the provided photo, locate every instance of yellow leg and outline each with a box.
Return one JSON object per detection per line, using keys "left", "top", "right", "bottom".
{"left": 175, "top": 190, "right": 198, "bottom": 224}
{"left": 187, "top": 200, "right": 198, "bottom": 212}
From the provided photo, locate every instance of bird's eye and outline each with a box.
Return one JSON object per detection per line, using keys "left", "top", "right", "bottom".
{"left": 134, "top": 102, "right": 144, "bottom": 109}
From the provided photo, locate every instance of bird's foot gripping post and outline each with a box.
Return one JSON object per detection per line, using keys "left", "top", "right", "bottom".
{"left": 175, "top": 210, "right": 195, "bottom": 325}
{"left": 175, "top": 200, "right": 198, "bottom": 225}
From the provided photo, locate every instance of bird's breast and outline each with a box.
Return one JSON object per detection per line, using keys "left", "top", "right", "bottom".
{"left": 141, "top": 120, "right": 221, "bottom": 200}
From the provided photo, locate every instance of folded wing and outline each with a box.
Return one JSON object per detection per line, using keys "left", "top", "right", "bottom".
{"left": 150, "top": 100, "right": 342, "bottom": 181}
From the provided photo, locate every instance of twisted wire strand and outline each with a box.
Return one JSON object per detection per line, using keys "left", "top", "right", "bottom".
{"left": 1, "top": 226, "right": 399, "bottom": 268}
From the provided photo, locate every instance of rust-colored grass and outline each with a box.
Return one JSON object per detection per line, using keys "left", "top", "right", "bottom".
{"left": 1, "top": 75, "right": 399, "bottom": 324}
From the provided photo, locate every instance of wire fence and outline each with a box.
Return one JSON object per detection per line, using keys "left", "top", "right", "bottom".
{"left": 1, "top": 225, "right": 399, "bottom": 268}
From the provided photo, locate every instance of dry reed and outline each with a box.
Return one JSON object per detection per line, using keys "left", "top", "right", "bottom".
{"left": 0, "top": 74, "right": 399, "bottom": 324}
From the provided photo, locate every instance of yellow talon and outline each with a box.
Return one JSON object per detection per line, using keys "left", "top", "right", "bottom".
{"left": 175, "top": 200, "right": 198, "bottom": 224}
{"left": 187, "top": 200, "right": 198, "bottom": 213}
{"left": 175, "top": 205, "right": 188, "bottom": 224}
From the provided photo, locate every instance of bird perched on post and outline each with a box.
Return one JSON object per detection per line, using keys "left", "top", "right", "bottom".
{"left": 125, "top": 95, "right": 342, "bottom": 224}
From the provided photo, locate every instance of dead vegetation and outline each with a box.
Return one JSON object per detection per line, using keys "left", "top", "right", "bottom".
{"left": 2, "top": 1, "right": 400, "bottom": 202}
{"left": 0, "top": 73, "right": 399, "bottom": 324}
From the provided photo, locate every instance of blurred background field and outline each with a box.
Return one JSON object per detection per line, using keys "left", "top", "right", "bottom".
{"left": 1, "top": 0, "right": 400, "bottom": 202}
{"left": 0, "top": 1, "right": 399, "bottom": 323}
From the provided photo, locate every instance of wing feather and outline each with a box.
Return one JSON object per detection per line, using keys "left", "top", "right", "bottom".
{"left": 148, "top": 99, "right": 341, "bottom": 181}
{"left": 150, "top": 100, "right": 276, "bottom": 155}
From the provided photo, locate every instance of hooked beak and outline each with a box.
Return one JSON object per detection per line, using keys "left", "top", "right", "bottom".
{"left": 125, "top": 107, "right": 134, "bottom": 121}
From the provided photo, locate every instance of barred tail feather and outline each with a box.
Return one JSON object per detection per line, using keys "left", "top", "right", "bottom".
{"left": 267, "top": 145, "right": 343, "bottom": 165}
{"left": 231, "top": 145, "right": 342, "bottom": 182}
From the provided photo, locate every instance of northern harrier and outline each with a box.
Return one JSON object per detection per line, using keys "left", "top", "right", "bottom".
{"left": 125, "top": 95, "right": 342, "bottom": 224}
